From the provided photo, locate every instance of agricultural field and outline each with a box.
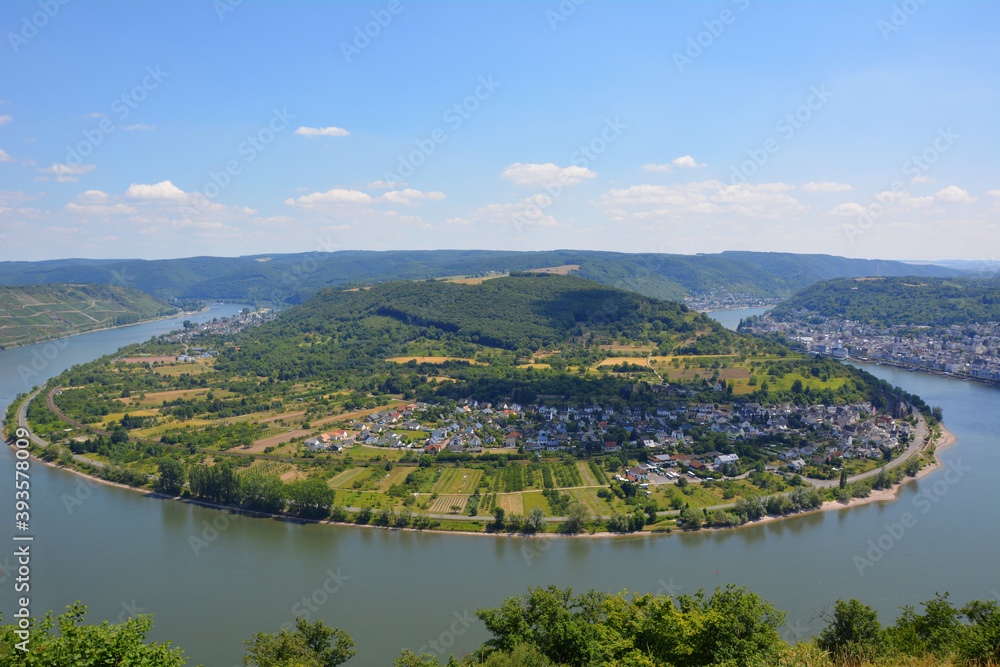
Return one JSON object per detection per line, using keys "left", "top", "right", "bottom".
{"left": 329, "top": 467, "right": 370, "bottom": 488}
{"left": 521, "top": 491, "right": 553, "bottom": 515}
{"left": 429, "top": 494, "right": 468, "bottom": 513}
{"left": 431, "top": 468, "right": 482, "bottom": 494}
{"left": 493, "top": 493, "right": 524, "bottom": 515}
{"left": 375, "top": 467, "right": 412, "bottom": 492}
{"left": 152, "top": 363, "right": 213, "bottom": 376}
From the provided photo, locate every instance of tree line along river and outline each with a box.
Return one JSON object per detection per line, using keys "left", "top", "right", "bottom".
{"left": 1, "top": 304, "right": 997, "bottom": 666}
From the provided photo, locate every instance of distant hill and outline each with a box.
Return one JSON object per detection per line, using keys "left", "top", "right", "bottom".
{"left": 214, "top": 273, "right": 782, "bottom": 400}
{"left": 0, "top": 250, "right": 965, "bottom": 306}
{"left": 767, "top": 276, "right": 1000, "bottom": 326}
{"left": 285, "top": 273, "right": 717, "bottom": 352}
{"left": 0, "top": 284, "right": 179, "bottom": 347}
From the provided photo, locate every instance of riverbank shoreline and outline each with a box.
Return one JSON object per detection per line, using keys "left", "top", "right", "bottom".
{"left": 849, "top": 357, "right": 1000, "bottom": 389}
{"left": 7, "top": 421, "right": 959, "bottom": 540}
{"left": 0, "top": 306, "right": 210, "bottom": 351}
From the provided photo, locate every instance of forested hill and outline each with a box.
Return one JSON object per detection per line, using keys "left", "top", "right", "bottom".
{"left": 0, "top": 283, "right": 178, "bottom": 347}
{"left": 212, "top": 273, "right": 782, "bottom": 399}
{"left": 0, "top": 249, "right": 963, "bottom": 305}
{"left": 768, "top": 276, "right": 1000, "bottom": 326}
{"left": 277, "top": 273, "right": 728, "bottom": 353}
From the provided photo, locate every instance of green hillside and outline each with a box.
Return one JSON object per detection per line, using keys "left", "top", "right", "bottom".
{"left": 0, "top": 250, "right": 964, "bottom": 306}
{"left": 768, "top": 276, "right": 1000, "bottom": 326}
{"left": 0, "top": 283, "right": 179, "bottom": 347}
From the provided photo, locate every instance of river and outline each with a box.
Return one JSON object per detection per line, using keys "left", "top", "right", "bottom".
{"left": 0, "top": 306, "right": 997, "bottom": 666}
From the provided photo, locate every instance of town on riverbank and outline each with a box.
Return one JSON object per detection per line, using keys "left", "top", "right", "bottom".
{"left": 743, "top": 315, "right": 1000, "bottom": 384}
{"left": 6, "top": 375, "right": 952, "bottom": 537}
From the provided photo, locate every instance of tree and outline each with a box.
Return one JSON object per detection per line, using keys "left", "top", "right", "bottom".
{"left": 526, "top": 507, "right": 546, "bottom": 534}
{"left": 560, "top": 502, "right": 589, "bottom": 534}
{"left": 677, "top": 585, "right": 787, "bottom": 667}
{"left": 243, "top": 618, "right": 355, "bottom": 667}
{"left": 155, "top": 458, "right": 186, "bottom": 495}
{"left": 817, "top": 598, "right": 886, "bottom": 661}
{"left": 489, "top": 507, "right": 505, "bottom": 532}
{"left": 839, "top": 467, "right": 848, "bottom": 489}
{"left": 285, "top": 478, "right": 335, "bottom": 520}
{"left": 679, "top": 506, "right": 703, "bottom": 529}
{"left": 0, "top": 603, "right": 188, "bottom": 666}
{"left": 888, "top": 592, "right": 964, "bottom": 658}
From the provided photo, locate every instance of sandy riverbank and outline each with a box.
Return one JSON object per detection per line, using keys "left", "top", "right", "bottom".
{"left": 814, "top": 422, "right": 957, "bottom": 514}
{"left": 6, "top": 421, "right": 959, "bottom": 540}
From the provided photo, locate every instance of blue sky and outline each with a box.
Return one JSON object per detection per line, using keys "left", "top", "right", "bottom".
{"left": 1, "top": 0, "right": 997, "bottom": 261}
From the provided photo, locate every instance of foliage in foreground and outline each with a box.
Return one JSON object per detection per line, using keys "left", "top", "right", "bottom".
{"left": 2, "top": 587, "right": 998, "bottom": 666}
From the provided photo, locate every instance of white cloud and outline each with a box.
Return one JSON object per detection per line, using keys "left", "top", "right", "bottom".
{"left": 599, "top": 180, "right": 805, "bottom": 221}
{"left": 827, "top": 202, "right": 867, "bottom": 217}
{"left": 379, "top": 189, "right": 446, "bottom": 205}
{"left": 910, "top": 175, "right": 933, "bottom": 184}
{"left": 125, "top": 180, "right": 187, "bottom": 200}
{"left": 0, "top": 115, "right": 11, "bottom": 125}
{"left": 501, "top": 162, "right": 596, "bottom": 187}
{"left": 899, "top": 195, "right": 934, "bottom": 209}
{"left": 368, "top": 180, "right": 406, "bottom": 189}
{"left": 934, "top": 185, "right": 976, "bottom": 204}
{"left": 987, "top": 190, "right": 1000, "bottom": 198}
{"left": 672, "top": 155, "right": 705, "bottom": 168}
{"left": 38, "top": 163, "right": 96, "bottom": 182}
{"left": 284, "top": 188, "right": 372, "bottom": 207}
{"left": 459, "top": 194, "right": 564, "bottom": 230}
{"left": 294, "top": 126, "right": 350, "bottom": 137}
{"left": 77, "top": 189, "right": 111, "bottom": 203}
{"left": 641, "top": 155, "right": 706, "bottom": 172}
{"left": 0, "top": 190, "right": 42, "bottom": 206}
{"left": 826, "top": 189, "right": 948, "bottom": 218}
{"left": 123, "top": 124, "right": 156, "bottom": 131}
{"left": 803, "top": 181, "right": 853, "bottom": 193}
{"left": 83, "top": 112, "right": 107, "bottom": 119}
{"left": 0, "top": 149, "right": 13, "bottom": 162}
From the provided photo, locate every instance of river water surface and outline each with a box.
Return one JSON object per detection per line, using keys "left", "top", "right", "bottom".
{"left": 0, "top": 305, "right": 997, "bottom": 666}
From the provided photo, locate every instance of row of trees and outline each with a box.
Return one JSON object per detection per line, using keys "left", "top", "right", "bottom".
{"left": 6, "top": 585, "right": 998, "bottom": 666}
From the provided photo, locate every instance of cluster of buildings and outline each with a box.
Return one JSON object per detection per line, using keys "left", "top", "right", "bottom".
{"left": 161, "top": 308, "right": 276, "bottom": 345}
{"left": 303, "top": 395, "right": 909, "bottom": 476}
{"left": 748, "top": 315, "right": 1000, "bottom": 383}
{"left": 685, "top": 291, "right": 783, "bottom": 311}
